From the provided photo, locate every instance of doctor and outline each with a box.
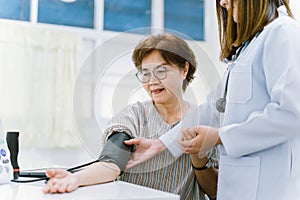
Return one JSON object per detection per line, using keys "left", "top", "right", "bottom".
{"left": 125, "top": 0, "right": 300, "bottom": 199}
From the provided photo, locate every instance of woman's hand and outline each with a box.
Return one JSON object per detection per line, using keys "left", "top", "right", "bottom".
{"left": 43, "top": 169, "right": 79, "bottom": 194}
{"left": 124, "top": 138, "right": 166, "bottom": 169}
{"left": 178, "top": 126, "right": 221, "bottom": 155}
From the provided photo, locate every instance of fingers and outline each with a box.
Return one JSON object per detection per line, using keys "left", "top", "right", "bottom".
{"left": 124, "top": 138, "right": 140, "bottom": 145}
{"left": 179, "top": 126, "right": 219, "bottom": 156}
{"left": 179, "top": 128, "right": 196, "bottom": 154}
{"left": 126, "top": 160, "right": 138, "bottom": 170}
{"left": 44, "top": 181, "right": 73, "bottom": 193}
{"left": 43, "top": 177, "right": 77, "bottom": 194}
{"left": 126, "top": 152, "right": 142, "bottom": 169}
{"left": 43, "top": 178, "right": 61, "bottom": 193}
{"left": 66, "top": 184, "right": 77, "bottom": 193}
{"left": 181, "top": 128, "right": 197, "bottom": 140}
{"left": 177, "top": 138, "right": 193, "bottom": 153}
{"left": 43, "top": 170, "right": 76, "bottom": 194}
{"left": 177, "top": 136, "right": 202, "bottom": 155}
{"left": 45, "top": 170, "right": 55, "bottom": 178}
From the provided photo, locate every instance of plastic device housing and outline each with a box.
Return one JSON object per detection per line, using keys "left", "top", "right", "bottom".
{"left": 0, "top": 119, "right": 13, "bottom": 184}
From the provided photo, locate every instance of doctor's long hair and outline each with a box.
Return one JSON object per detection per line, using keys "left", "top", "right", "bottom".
{"left": 216, "top": 0, "right": 294, "bottom": 61}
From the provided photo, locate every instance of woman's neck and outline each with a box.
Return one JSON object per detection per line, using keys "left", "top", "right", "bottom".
{"left": 154, "top": 100, "right": 190, "bottom": 125}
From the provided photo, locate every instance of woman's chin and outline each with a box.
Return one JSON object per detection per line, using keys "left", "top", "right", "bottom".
{"left": 152, "top": 98, "right": 165, "bottom": 104}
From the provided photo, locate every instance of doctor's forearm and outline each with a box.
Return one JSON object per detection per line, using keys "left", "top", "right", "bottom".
{"left": 190, "top": 155, "right": 218, "bottom": 198}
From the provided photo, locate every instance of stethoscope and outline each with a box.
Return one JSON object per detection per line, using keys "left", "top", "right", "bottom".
{"left": 215, "top": 40, "right": 251, "bottom": 113}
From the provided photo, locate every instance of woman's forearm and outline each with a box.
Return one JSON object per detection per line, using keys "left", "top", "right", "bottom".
{"left": 75, "top": 162, "right": 121, "bottom": 187}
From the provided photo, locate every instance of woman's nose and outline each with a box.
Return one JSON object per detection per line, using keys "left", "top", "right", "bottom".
{"left": 219, "top": 0, "right": 228, "bottom": 8}
{"left": 149, "top": 72, "right": 159, "bottom": 83}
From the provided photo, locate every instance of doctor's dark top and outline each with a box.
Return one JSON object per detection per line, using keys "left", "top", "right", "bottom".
{"left": 102, "top": 100, "right": 205, "bottom": 200}
{"left": 160, "top": 10, "right": 300, "bottom": 200}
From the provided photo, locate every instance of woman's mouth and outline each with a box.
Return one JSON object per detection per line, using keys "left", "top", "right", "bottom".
{"left": 152, "top": 88, "right": 164, "bottom": 95}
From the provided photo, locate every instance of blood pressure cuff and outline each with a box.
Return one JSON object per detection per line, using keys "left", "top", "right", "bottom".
{"left": 98, "top": 131, "right": 134, "bottom": 173}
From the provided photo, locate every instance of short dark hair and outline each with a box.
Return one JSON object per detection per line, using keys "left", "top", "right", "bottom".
{"left": 132, "top": 34, "right": 197, "bottom": 91}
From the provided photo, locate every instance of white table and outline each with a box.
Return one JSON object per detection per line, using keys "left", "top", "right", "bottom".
{"left": 1, "top": 181, "right": 179, "bottom": 200}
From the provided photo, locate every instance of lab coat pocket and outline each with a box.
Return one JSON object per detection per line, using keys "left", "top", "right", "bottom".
{"left": 217, "top": 155, "right": 260, "bottom": 200}
{"left": 227, "top": 65, "right": 252, "bottom": 104}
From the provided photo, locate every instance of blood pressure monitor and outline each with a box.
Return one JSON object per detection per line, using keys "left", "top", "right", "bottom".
{"left": 0, "top": 119, "right": 13, "bottom": 184}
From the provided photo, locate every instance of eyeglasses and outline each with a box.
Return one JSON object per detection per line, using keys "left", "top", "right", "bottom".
{"left": 135, "top": 65, "right": 171, "bottom": 83}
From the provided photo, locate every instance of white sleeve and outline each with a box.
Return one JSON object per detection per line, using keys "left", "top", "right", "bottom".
{"left": 160, "top": 93, "right": 219, "bottom": 158}
{"left": 160, "top": 106, "right": 201, "bottom": 159}
{"left": 159, "top": 123, "right": 182, "bottom": 159}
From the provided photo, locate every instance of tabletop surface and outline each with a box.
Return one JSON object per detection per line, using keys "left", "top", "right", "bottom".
{"left": 1, "top": 180, "right": 180, "bottom": 200}
{"left": 0, "top": 147, "right": 180, "bottom": 199}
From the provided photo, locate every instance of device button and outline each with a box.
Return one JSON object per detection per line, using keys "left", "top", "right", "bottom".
{"left": 0, "top": 149, "right": 6, "bottom": 157}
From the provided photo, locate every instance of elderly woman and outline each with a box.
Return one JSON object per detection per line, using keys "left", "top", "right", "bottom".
{"left": 43, "top": 34, "right": 217, "bottom": 200}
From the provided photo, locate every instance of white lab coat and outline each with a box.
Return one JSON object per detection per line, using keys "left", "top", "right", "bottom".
{"left": 160, "top": 12, "right": 300, "bottom": 200}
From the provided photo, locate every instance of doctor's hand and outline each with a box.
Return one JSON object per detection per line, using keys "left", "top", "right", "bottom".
{"left": 124, "top": 138, "right": 166, "bottom": 169}
{"left": 43, "top": 169, "right": 79, "bottom": 194}
{"left": 178, "top": 126, "right": 221, "bottom": 156}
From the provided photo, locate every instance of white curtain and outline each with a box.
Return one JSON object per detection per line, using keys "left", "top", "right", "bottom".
{"left": 0, "top": 22, "right": 81, "bottom": 148}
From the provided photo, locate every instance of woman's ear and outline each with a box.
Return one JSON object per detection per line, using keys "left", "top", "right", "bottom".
{"left": 183, "top": 62, "right": 190, "bottom": 79}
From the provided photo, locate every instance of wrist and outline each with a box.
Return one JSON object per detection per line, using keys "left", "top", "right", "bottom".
{"left": 190, "top": 153, "right": 202, "bottom": 160}
{"left": 156, "top": 139, "right": 167, "bottom": 152}
{"left": 191, "top": 157, "right": 211, "bottom": 171}
{"left": 74, "top": 172, "right": 82, "bottom": 187}
{"left": 191, "top": 155, "right": 209, "bottom": 167}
